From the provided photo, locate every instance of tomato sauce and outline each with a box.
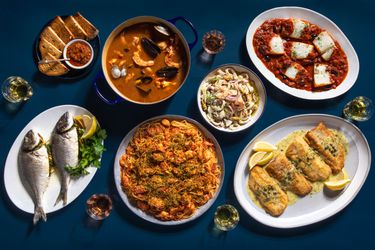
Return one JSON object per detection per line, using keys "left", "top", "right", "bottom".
{"left": 253, "top": 19, "right": 348, "bottom": 92}
{"left": 67, "top": 41, "right": 92, "bottom": 67}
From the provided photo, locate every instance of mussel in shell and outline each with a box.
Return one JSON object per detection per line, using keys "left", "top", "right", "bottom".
{"left": 141, "top": 37, "right": 161, "bottom": 59}
{"left": 135, "top": 76, "right": 153, "bottom": 95}
{"left": 156, "top": 67, "right": 178, "bottom": 79}
{"left": 135, "top": 76, "right": 153, "bottom": 85}
{"left": 154, "top": 25, "right": 170, "bottom": 36}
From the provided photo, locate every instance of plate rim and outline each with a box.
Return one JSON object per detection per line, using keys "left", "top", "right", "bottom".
{"left": 3, "top": 104, "right": 99, "bottom": 214}
{"left": 233, "top": 113, "right": 371, "bottom": 228}
{"left": 113, "top": 114, "right": 225, "bottom": 225}
{"left": 245, "top": 6, "right": 360, "bottom": 100}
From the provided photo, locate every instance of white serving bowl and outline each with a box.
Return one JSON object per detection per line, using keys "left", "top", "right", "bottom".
{"left": 197, "top": 64, "right": 266, "bottom": 133}
{"left": 63, "top": 39, "right": 94, "bottom": 70}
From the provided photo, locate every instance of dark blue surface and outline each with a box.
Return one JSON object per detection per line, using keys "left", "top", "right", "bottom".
{"left": 1, "top": 0, "right": 374, "bottom": 249}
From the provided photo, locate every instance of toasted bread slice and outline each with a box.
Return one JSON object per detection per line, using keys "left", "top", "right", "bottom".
{"left": 38, "top": 53, "right": 69, "bottom": 76}
{"left": 39, "top": 37, "right": 62, "bottom": 59}
{"left": 73, "top": 12, "right": 98, "bottom": 40}
{"left": 64, "top": 16, "right": 87, "bottom": 39}
{"left": 40, "top": 26, "right": 66, "bottom": 51}
{"left": 49, "top": 16, "right": 74, "bottom": 43}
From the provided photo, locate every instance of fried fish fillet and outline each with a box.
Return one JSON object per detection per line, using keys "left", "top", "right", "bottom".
{"left": 286, "top": 137, "right": 332, "bottom": 181}
{"left": 249, "top": 166, "right": 288, "bottom": 217}
{"left": 266, "top": 154, "right": 312, "bottom": 196}
{"left": 305, "top": 122, "right": 345, "bottom": 174}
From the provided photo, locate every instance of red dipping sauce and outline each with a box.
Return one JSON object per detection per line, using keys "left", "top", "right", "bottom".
{"left": 66, "top": 41, "right": 92, "bottom": 67}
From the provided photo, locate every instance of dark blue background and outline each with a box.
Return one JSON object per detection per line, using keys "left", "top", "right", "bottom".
{"left": 1, "top": 0, "right": 374, "bottom": 249}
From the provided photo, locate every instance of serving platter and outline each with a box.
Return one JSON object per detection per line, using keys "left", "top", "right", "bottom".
{"left": 114, "top": 115, "right": 225, "bottom": 225}
{"left": 246, "top": 6, "right": 359, "bottom": 100}
{"left": 33, "top": 15, "right": 100, "bottom": 80}
{"left": 233, "top": 114, "right": 371, "bottom": 228}
{"left": 4, "top": 105, "right": 99, "bottom": 214}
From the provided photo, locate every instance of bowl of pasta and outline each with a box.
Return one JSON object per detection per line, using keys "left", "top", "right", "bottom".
{"left": 197, "top": 64, "right": 266, "bottom": 132}
{"left": 114, "top": 115, "right": 225, "bottom": 225}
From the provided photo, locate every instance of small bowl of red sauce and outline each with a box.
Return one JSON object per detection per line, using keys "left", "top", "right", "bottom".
{"left": 63, "top": 39, "right": 94, "bottom": 70}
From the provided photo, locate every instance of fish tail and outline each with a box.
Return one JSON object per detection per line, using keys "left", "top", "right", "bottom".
{"left": 54, "top": 187, "right": 68, "bottom": 206}
{"left": 55, "top": 174, "right": 69, "bottom": 206}
{"left": 33, "top": 206, "right": 47, "bottom": 225}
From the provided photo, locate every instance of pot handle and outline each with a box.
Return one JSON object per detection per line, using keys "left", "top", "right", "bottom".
{"left": 168, "top": 16, "right": 198, "bottom": 50}
{"left": 93, "top": 71, "right": 124, "bottom": 105}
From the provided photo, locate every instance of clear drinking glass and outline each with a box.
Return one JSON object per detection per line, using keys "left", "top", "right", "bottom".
{"left": 343, "top": 96, "right": 373, "bottom": 121}
{"left": 86, "top": 194, "right": 113, "bottom": 220}
{"left": 202, "top": 30, "right": 226, "bottom": 55}
{"left": 214, "top": 204, "right": 240, "bottom": 231}
{"left": 1, "top": 76, "right": 33, "bottom": 103}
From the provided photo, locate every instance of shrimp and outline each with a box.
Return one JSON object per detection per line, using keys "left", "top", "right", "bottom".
{"left": 132, "top": 51, "right": 154, "bottom": 67}
{"left": 165, "top": 46, "right": 181, "bottom": 68}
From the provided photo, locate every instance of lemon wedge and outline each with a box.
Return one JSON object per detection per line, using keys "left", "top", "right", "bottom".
{"left": 257, "top": 152, "right": 274, "bottom": 165}
{"left": 74, "top": 115, "right": 84, "bottom": 128}
{"left": 253, "top": 141, "right": 277, "bottom": 152}
{"left": 248, "top": 152, "right": 266, "bottom": 169}
{"left": 78, "top": 115, "right": 97, "bottom": 139}
{"left": 324, "top": 179, "right": 351, "bottom": 191}
{"left": 248, "top": 151, "right": 274, "bottom": 170}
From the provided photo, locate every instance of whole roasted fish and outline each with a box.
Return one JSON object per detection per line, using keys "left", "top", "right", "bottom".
{"left": 18, "top": 129, "right": 49, "bottom": 224}
{"left": 51, "top": 112, "right": 79, "bottom": 206}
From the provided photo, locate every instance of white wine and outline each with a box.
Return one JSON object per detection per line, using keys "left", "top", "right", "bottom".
{"left": 343, "top": 96, "right": 373, "bottom": 121}
{"left": 2, "top": 76, "right": 33, "bottom": 103}
{"left": 214, "top": 204, "right": 240, "bottom": 231}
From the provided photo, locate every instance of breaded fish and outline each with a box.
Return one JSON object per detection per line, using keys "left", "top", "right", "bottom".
{"left": 305, "top": 122, "right": 345, "bottom": 174}
{"left": 266, "top": 154, "right": 312, "bottom": 196}
{"left": 249, "top": 166, "right": 288, "bottom": 217}
{"left": 286, "top": 137, "right": 332, "bottom": 181}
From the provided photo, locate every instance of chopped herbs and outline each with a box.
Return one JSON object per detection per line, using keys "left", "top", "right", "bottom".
{"left": 65, "top": 128, "right": 107, "bottom": 176}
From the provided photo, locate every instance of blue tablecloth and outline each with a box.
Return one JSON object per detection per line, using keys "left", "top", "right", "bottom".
{"left": 1, "top": 0, "right": 374, "bottom": 249}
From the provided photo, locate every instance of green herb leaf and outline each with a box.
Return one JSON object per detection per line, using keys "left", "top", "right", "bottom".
{"left": 65, "top": 127, "right": 107, "bottom": 177}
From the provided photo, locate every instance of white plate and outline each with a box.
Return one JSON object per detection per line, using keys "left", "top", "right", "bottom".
{"left": 246, "top": 6, "right": 359, "bottom": 100}
{"left": 114, "top": 115, "right": 225, "bottom": 225}
{"left": 233, "top": 114, "right": 371, "bottom": 228}
{"left": 197, "top": 64, "right": 267, "bottom": 133}
{"left": 4, "top": 105, "right": 99, "bottom": 214}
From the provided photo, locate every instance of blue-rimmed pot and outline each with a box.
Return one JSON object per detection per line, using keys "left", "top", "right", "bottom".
{"left": 94, "top": 16, "right": 198, "bottom": 105}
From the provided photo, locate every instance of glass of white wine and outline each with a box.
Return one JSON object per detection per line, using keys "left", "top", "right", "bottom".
{"left": 343, "top": 96, "right": 373, "bottom": 122}
{"left": 214, "top": 204, "right": 240, "bottom": 231}
{"left": 2, "top": 76, "right": 33, "bottom": 103}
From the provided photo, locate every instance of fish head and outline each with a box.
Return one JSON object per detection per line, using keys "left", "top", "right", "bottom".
{"left": 22, "top": 129, "right": 41, "bottom": 151}
{"left": 55, "top": 112, "right": 74, "bottom": 133}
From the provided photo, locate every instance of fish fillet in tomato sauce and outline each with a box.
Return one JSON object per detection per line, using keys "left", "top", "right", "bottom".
{"left": 253, "top": 18, "right": 348, "bottom": 92}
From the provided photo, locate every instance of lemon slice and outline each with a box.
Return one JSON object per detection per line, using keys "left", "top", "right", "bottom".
{"left": 248, "top": 152, "right": 267, "bottom": 169}
{"left": 81, "top": 115, "right": 97, "bottom": 139}
{"left": 248, "top": 152, "right": 274, "bottom": 170}
{"left": 324, "top": 179, "right": 351, "bottom": 191}
{"left": 74, "top": 115, "right": 85, "bottom": 128}
{"left": 342, "top": 168, "right": 349, "bottom": 179}
{"left": 257, "top": 152, "right": 274, "bottom": 166}
{"left": 253, "top": 141, "right": 277, "bottom": 152}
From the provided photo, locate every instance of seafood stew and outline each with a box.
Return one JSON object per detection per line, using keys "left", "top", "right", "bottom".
{"left": 105, "top": 22, "right": 188, "bottom": 103}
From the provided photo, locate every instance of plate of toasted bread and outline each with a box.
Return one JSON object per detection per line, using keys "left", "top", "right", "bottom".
{"left": 34, "top": 12, "right": 100, "bottom": 78}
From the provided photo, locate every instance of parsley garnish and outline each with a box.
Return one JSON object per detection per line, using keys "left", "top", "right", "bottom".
{"left": 65, "top": 128, "right": 107, "bottom": 176}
